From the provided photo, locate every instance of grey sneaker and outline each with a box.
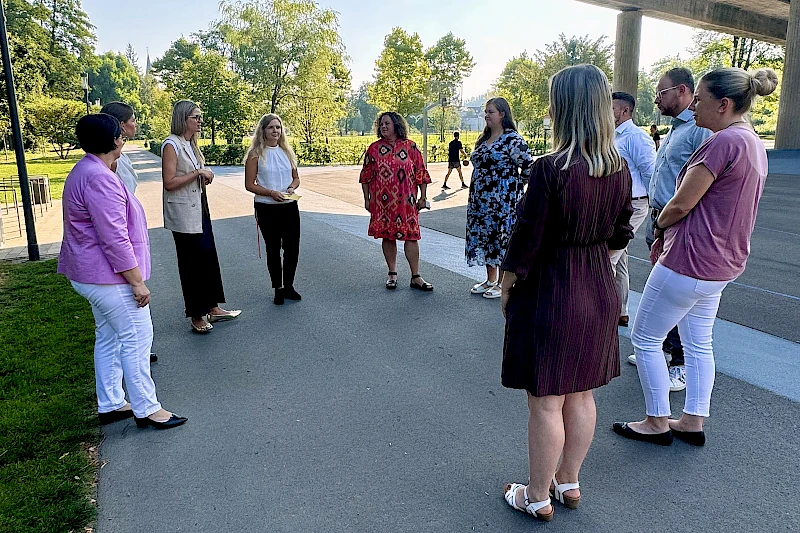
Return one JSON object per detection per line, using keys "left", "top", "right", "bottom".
{"left": 669, "top": 365, "right": 686, "bottom": 392}
{"left": 627, "top": 351, "right": 671, "bottom": 366}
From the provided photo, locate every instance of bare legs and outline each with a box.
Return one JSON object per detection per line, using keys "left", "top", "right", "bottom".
{"left": 381, "top": 238, "right": 429, "bottom": 286}
{"left": 514, "top": 391, "right": 594, "bottom": 510}
{"left": 486, "top": 266, "right": 502, "bottom": 283}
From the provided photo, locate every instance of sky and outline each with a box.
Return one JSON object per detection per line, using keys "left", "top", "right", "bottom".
{"left": 82, "top": 0, "right": 699, "bottom": 99}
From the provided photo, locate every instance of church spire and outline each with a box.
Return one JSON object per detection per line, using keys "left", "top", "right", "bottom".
{"left": 145, "top": 48, "right": 151, "bottom": 75}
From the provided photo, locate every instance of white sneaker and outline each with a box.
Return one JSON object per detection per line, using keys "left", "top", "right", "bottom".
{"left": 669, "top": 365, "right": 686, "bottom": 392}
{"left": 627, "top": 351, "right": 672, "bottom": 366}
{"left": 470, "top": 280, "right": 497, "bottom": 294}
{"left": 483, "top": 286, "right": 502, "bottom": 299}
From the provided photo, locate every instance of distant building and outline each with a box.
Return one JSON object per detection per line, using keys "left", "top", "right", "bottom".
{"left": 145, "top": 49, "right": 151, "bottom": 75}
{"left": 460, "top": 107, "right": 485, "bottom": 132}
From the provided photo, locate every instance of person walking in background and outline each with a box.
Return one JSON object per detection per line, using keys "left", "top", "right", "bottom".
{"left": 466, "top": 97, "right": 533, "bottom": 299}
{"left": 650, "top": 124, "right": 661, "bottom": 150}
{"left": 627, "top": 67, "right": 712, "bottom": 393}
{"left": 442, "top": 131, "right": 468, "bottom": 189}
{"left": 501, "top": 64, "right": 633, "bottom": 521}
{"left": 101, "top": 101, "right": 158, "bottom": 363}
{"left": 59, "top": 114, "right": 186, "bottom": 430}
{"left": 360, "top": 112, "right": 433, "bottom": 292}
{"left": 244, "top": 114, "right": 302, "bottom": 306}
{"left": 614, "top": 67, "right": 777, "bottom": 447}
{"left": 611, "top": 92, "right": 656, "bottom": 327}
{"left": 161, "top": 100, "right": 241, "bottom": 334}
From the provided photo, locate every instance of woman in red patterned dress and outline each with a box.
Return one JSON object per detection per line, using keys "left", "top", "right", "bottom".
{"left": 360, "top": 112, "right": 434, "bottom": 291}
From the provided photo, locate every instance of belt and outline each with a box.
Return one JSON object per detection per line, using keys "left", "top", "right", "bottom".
{"left": 632, "top": 195, "right": 649, "bottom": 200}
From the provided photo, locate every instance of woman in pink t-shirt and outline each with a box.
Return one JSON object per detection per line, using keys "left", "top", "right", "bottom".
{"left": 614, "top": 67, "right": 778, "bottom": 447}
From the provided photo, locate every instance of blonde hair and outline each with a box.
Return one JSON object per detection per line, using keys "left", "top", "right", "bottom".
{"left": 549, "top": 64, "right": 622, "bottom": 178}
{"left": 170, "top": 99, "right": 205, "bottom": 166}
{"left": 700, "top": 67, "right": 779, "bottom": 113}
{"left": 244, "top": 114, "right": 297, "bottom": 167}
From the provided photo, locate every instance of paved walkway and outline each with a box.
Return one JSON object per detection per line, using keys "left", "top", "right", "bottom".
{"left": 4, "top": 145, "right": 799, "bottom": 531}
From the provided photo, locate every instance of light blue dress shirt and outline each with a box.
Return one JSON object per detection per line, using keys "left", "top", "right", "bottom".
{"left": 649, "top": 107, "right": 712, "bottom": 210}
{"left": 614, "top": 119, "right": 656, "bottom": 198}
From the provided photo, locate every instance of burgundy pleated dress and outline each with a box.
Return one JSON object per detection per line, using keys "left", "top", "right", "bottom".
{"left": 501, "top": 154, "right": 634, "bottom": 397}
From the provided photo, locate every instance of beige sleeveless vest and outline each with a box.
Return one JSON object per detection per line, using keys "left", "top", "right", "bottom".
{"left": 162, "top": 134, "right": 204, "bottom": 234}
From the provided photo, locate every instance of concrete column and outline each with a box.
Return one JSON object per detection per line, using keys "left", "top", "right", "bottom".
{"left": 775, "top": 0, "right": 800, "bottom": 150}
{"left": 613, "top": 9, "right": 642, "bottom": 97}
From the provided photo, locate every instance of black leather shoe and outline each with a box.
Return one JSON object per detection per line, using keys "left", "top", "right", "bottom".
{"left": 150, "top": 352, "right": 158, "bottom": 363}
{"left": 612, "top": 422, "right": 673, "bottom": 446}
{"left": 98, "top": 409, "right": 134, "bottom": 425}
{"left": 134, "top": 414, "right": 188, "bottom": 430}
{"left": 274, "top": 288, "right": 284, "bottom": 305}
{"left": 283, "top": 287, "right": 301, "bottom": 301}
{"left": 672, "top": 428, "right": 705, "bottom": 446}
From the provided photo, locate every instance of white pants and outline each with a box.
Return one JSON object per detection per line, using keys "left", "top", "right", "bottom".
{"left": 630, "top": 263, "right": 729, "bottom": 417}
{"left": 71, "top": 281, "right": 162, "bottom": 418}
{"left": 610, "top": 197, "right": 650, "bottom": 315}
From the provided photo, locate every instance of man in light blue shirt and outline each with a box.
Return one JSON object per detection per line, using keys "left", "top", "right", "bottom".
{"left": 612, "top": 91, "right": 656, "bottom": 328}
{"left": 628, "top": 67, "right": 711, "bottom": 393}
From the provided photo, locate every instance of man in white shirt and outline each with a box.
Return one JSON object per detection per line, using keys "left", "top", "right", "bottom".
{"left": 611, "top": 92, "right": 656, "bottom": 328}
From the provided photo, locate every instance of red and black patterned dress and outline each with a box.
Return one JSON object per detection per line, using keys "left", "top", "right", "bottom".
{"left": 359, "top": 138, "right": 431, "bottom": 241}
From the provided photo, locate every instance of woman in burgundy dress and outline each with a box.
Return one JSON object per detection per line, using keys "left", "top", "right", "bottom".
{"left": 500, "top": 64, "right": 634, "bottom": 521}
{"left": 360, "top": 112, "right": 433, "bottom": 291}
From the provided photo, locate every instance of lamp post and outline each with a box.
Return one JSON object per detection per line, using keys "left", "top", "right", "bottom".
{"left": 81, "top": 72, "right": 89, "bottom": 114}
{"left": 543, "top": 116, "right": 552, "bottom": 154}
{"left": 0, "top": 1, "right": 39, "bottom": 259}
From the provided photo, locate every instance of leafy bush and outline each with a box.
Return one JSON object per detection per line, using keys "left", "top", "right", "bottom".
{"left": 201, "top": 144, "right": 225, "bottom": 165}
{"left": 148, "top": 140, "right": 162, "bottom": 157}
{"left": 223, "top": 144, "right": 247, "bottom": 165}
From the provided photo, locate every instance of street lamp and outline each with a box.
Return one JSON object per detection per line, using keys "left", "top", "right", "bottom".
{"left": 81, "top": 72, "right": 89, "bottom": 114}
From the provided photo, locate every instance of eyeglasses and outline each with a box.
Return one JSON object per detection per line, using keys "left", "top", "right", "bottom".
{"left": 187, "top": 114, "right": 203, "bottom": 121}
{"left": 655, "top": 85, "right": 681, "bottom": 101}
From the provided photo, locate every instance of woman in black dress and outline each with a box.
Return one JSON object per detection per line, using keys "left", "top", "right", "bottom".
{"left": 500, "top": 64, "right": 634, "bottom": 521}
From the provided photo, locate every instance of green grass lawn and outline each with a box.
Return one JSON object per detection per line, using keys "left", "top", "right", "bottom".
{"left": 0, "top": 260, "right": 99, "bottom": 533}
{"left": 0, "top": 154, "right": 81, "bottom": 201}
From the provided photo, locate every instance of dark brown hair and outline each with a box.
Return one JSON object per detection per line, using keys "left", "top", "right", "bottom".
{"left": 374, "top": 112, "right": 409, "bottom": 140}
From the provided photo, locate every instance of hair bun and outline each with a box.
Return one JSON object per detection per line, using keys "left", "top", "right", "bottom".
{"left": 752, "top": 68, "right": 779, "bottom": 97}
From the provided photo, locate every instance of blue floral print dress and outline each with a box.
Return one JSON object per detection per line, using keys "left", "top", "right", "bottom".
{"left": 466, "top": 130, "right": 534, "bottom": 266}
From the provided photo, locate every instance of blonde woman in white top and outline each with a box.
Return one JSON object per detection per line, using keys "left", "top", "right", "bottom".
{"left": 244, "top": 114, "right": 301, "bottom": 305}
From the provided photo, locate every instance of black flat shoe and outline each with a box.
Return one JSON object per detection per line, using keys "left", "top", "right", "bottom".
{"left": 98, "top": 409, "right": 134, "bottom": 425}
{"left": 274, "top": 288, "right": 284, "bottom": 305}
{"left": 150, "top": 352, "right": 158, "bottom": 363}
{"left": 283, "top": 287, "right": 302, "bottom": 301}
{"left": 134, "top": 414, "right": 188, "bottom": 430}
{"left": 612, "top": 422, "right": 673, "bottom": 446}
{"left": 672, "top": 428, "right": 706, "bottom": 446}
{"left": 410, "top": 274, "right": 433, "bottom": 291}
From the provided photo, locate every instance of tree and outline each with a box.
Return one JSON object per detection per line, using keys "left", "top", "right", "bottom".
{"left": 124, "top": 43, "right": 141, "bottom": 75}
{"left": 88, "top": 52, "right": 142, "bottom": 110}
{"left": 40, "top": 0, "right": 97, "bottom": 97}
{"left": 536, "top": 33, "right": 613, "bottom": 82}
{"left": 151, "top": 37, "right": 201, "bottom": 92}
{"left": 174, "top": 51, "right": 252, "bottom": 145}
{"left": 495, "top": 52, "right": 546, "bottom": 135}
{"left": 138, "top": 74, "right": 172, "bottom": 141}
{"left": 369, "top": 27, "right": 430, "bottom": 117}
{"left": 691, "top": 31, "right": 784, "bottom": 73}
{"left": 216, "top": 0, "right": 345, "bottom": 115}
{"left": 634, "top": 71, "right": 657, "bottom": 126}
{"left": 24, "top": 95, "right": 85, "bottom": 158}
{"left": 425, "top": 32, "right": 474, "bottom": 140}
{"left": 352, "top": 82, "right": 378, "bottom": 135}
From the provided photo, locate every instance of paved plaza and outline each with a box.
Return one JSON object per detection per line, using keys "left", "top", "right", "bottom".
{"left": 4, "top": 145, "right": 800, "bottom": 532}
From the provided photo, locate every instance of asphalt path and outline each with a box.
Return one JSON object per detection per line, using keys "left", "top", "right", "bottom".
{"left": 96, "top": 209, "right": 800, "bottom": 532}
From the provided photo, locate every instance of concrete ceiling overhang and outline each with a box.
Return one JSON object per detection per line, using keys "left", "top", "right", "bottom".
{"left": 577, "top": 0, "right": 790, "bottom": 44}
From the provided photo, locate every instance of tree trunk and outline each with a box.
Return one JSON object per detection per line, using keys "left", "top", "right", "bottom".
{"left": 211, "top": 118, "right": 216, "bottom": 145}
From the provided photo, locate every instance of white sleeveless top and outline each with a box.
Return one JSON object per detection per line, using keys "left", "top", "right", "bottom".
{"left": 115, "top": 152, "right": 138, "bottom": 193}
{"left": 254, "top": 146, "right": 295, "bottom": 205}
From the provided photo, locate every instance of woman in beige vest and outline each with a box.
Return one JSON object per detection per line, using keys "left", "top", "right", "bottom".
{"left": 161, "top": 100, "right": 241, "bottom": 333}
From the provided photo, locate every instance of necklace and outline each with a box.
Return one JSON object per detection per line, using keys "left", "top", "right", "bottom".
{"left": 725, "top": 119, "right": 747, "bottom": 129}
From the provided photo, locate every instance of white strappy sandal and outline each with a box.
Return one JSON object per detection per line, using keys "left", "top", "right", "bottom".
{"left": 550, "top": 475, "right": 581, "bottom": 509}
{"left": 503, "top": 483, "right": 554, "bottom": 522}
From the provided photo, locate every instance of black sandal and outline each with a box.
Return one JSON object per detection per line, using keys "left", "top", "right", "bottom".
{"left": 410, "top": 274, "right": 434, "bottom": 291}
{"left": 386, "top": 271, "right": 398, "bottom": 290}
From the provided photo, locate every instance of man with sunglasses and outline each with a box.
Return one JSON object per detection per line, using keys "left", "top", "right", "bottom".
{"left": 627, "top": 67, "right": 711, "bottom": 394}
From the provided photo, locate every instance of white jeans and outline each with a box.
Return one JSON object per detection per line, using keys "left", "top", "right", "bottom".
{"left": 611, "top": 197, "right": 650, "bottom": 316}
{"left": 630, "top": 263, "right": 729, "bottom": 417}
{"left": 71, "top": 281, "right": 162, "bottom": 418}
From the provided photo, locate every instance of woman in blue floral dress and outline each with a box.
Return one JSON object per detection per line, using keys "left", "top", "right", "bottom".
{"left": 466, "top": 97, "right": 534, "bottom": 298}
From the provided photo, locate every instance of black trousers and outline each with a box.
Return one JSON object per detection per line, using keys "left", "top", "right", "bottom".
{"left": 172, "top": 194, "right": 225, "bottom": 318}
{"left": 255, "top": 201, "right": 300, "bottom": 289}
